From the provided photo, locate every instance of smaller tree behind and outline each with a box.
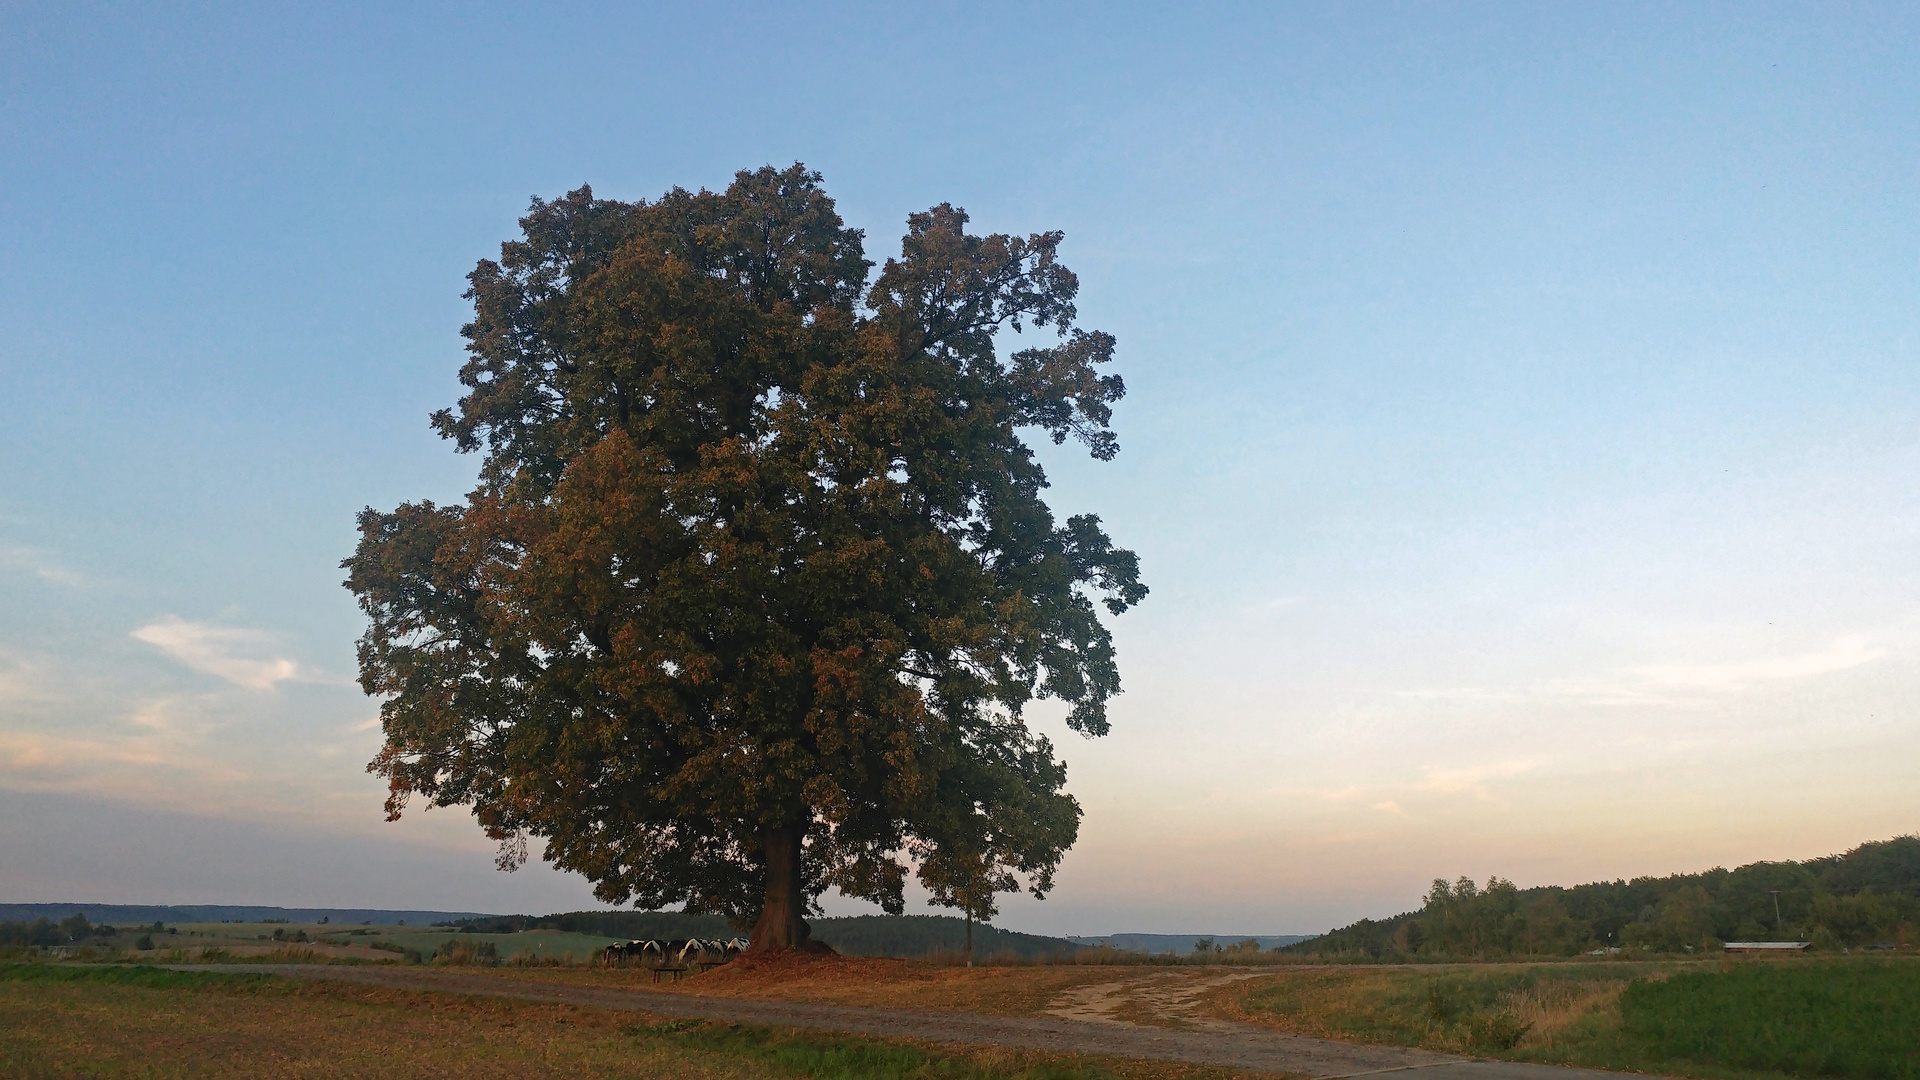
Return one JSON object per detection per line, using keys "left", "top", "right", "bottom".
{"left": 920, "top": 845, "right": 1001, "bottom": 965}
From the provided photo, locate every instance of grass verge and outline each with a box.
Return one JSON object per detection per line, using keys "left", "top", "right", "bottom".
{"left": 0, "top": 962, "right": 275, "bottom": 989}
{"left": 1619, "top": 962, "right": 1919, "bottom": 1080}
{"left": 1233, "top": 958, "right": 1919, "bottom": 1080}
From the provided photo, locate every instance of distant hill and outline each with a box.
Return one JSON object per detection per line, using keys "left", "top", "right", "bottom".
{"left": 0, "top": 904, "right": 490, "bottom": 926}
{"left": 1284, "top": 834, "right": 1920, "bottom": 959}
{"left": 1070, "top": 934, "right": 1312, "bottom": 953}
{"left": 0, "top": 904, "right": 1079, "bottom": 958}
{"left": 448, "top": 910, "right": 737, "bottom": 938}
{"left": 813, "top": 915, "right": 1080, "bottom": 959}
{"left": 447, "top": 910, "right": 1082, "bottom": 959}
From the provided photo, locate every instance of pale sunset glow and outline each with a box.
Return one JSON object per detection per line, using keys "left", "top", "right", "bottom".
{"left": 3, "top": 4, "right": 1916, "bottom": 936}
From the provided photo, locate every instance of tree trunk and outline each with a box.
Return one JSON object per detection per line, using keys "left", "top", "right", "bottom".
{"left": 965, "top": 910, "right": 973, "bottom": 967}
{"left": 748, "top": 820, "right": 810, "bottom": 952}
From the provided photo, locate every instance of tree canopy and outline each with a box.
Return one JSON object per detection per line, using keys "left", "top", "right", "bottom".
{"left": 343, "top": 165, "right": 1144, "bottom": 949}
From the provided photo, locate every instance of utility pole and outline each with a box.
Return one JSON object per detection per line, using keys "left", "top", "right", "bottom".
{"left": 1769, "top": 889, "right": 1783, "bottom": 935}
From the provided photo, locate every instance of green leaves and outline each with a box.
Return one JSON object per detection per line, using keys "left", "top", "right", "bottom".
{"left": 345, "top": 165, "right": 1144, "bottom": 941}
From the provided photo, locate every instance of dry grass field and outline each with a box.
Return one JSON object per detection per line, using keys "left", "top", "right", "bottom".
{"left": 506, "top": 950, "right": 1117, "bottom": 1016}
{"left": 530, "top": 952, "right": 1920, "bottom": 1080}
{"left": 0, "top": 964, "right": 1251, "bottom": 1080}
{"left": 9, "top": 950, "right": 1913, "bottom": 1080}
{"left": 1214, "top": 963, "right": 1669, "bottom": 1052}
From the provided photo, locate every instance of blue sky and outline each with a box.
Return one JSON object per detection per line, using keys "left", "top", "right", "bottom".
{"left": 3, "top": 2, "right": 1917, "bottom": 934}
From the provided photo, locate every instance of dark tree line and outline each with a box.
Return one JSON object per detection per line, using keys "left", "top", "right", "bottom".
{"left": 1288, "top": 835, "right": 1920, "bottom": 958}
{"left": 439, "top": 909, "right": 1078, "bottom": 959}
{"left": 0, "top": 913, "right": 162, "bottom": 947}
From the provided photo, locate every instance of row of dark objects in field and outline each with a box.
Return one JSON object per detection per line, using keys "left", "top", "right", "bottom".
{"left": 600, "top": 937, "right": 751, "bottom": 980}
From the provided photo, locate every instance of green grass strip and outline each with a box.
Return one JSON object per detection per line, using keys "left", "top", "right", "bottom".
{"left": 1621, "top": 961, "right": 1920, "bottom": 1080}
{"left": 0, "top": 963, "right": 277, "bottom": 991}
{"left": 633, "top": 1020, "right": 1121, "bottom": 1080}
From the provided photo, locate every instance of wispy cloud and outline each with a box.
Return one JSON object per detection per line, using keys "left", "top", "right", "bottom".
{"left": 1310, "top": 760, "right": 1542, "bottom": 813}
{"left": 0, "top": 729, "right": 172, "bottom": 772}
{"left": 0, "top": 546, "right": 88, "bottom": 587}
{"left": 0, "top": 707, "right": 256, "bottom": 814}
{"left": 123, "top": 696, "right": 217, "bottom": 737}
{"left": 1237, "top": 595, "right": 1306, "bottom": 620}
{"left": 0, "top": 693, "right": 373, "bottom": 826}
{"left": 1, "top": 693, "right": 216, "bottom": 778}
{"left": 131, "top": 617, "right": 301, "bottom": 690}
{"left": 1393, "top": 687, "right": 1524, "bottom": 702}
{"left": 1395, "top": 634, "right": 1890, "bottom": 709}
{"left": 0, "top": 654, "right": 56, "bottom": 706}
{"left": 1415, "top": 759, "right": 1539, "bottom": 800}
{"left": 1628, "top": 635, "right": 1886, "bottom": 692}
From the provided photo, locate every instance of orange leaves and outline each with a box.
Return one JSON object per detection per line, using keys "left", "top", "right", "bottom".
{"left": 347, "top": 165, "right": 1139, "bottom": 938}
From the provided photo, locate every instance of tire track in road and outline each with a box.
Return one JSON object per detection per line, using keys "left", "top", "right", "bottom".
{"left": 1045, "top": 970, "right": 1270, "bottom": 1032}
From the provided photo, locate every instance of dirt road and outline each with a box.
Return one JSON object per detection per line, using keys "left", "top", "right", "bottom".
{"left": 209, "top": 964, "right": 1643, "bottom": 1080}
{"left": 1044, "top": 969, "right": 1273, "bottom": 1031}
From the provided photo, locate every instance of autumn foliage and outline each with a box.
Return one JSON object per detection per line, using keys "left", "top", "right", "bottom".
{"left": 344, "top": 166, "right": 1144, "bottom": 949}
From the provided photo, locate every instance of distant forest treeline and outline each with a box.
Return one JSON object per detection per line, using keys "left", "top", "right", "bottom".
{"left": 0, "top": 912, "right": 134, "bottom": 947}
{"left": 0, "top": 905, "right": 487, "bottom": 926}
{"left": 444, "top": 911, "right": 1081, "bottom": 959}
{"left": 1286, "top": 835, "right": 1920, "bottom": 958}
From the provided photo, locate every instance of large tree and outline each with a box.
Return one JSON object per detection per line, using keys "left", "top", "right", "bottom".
{"left": 344, "top": 165, "right": 1145, "bottom": 950}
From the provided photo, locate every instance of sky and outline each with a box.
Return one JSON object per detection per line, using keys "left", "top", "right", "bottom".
{"left": 2, "top": 2, "right": 1917, "bottom": 936}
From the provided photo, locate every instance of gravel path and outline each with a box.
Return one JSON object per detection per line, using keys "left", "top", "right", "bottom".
{"left": 208, "top": 964, "right": 1645, "bottom": 1080}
